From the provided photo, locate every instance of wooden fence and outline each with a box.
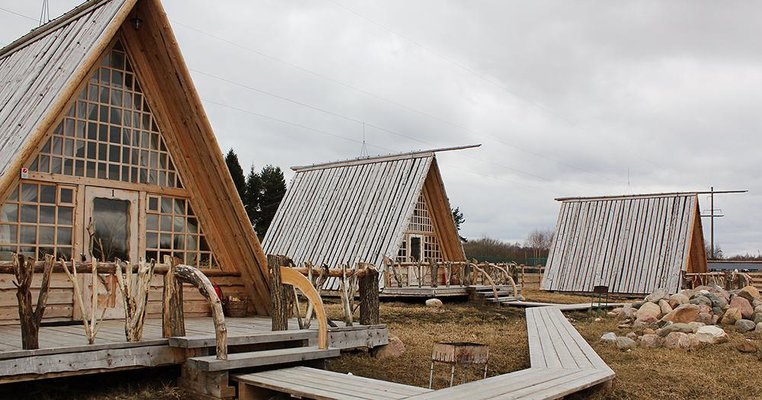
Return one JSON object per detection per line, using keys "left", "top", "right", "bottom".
{"left": 684, "top": 271, "right": 762, "bottom": 291}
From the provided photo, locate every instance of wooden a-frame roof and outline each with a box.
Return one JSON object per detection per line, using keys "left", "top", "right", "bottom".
{"left": 263, "top": 149, "right": 466, "bottom": 270}
{"left": 0, "top": 0, "right": 272, "bottom": 313}
{"left": 541, "top": 192, "right": 707, "bottom": 295}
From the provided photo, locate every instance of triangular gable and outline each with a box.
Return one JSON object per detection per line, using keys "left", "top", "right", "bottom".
{"left": 0, "top": 0, "right": 271, "bottom": 314}
{"left": 541, "top": 193, "right": 707, "bottom": 295}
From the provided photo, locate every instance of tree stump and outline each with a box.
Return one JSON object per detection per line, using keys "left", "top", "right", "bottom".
{"left": 358, "top": 264, "right": 380, "bottom": 326}
{"left": 162, "top": 257, "right": 185, "bottom": 338}
{"left": 268, "top": 255, "right": 289, "bottom": 331}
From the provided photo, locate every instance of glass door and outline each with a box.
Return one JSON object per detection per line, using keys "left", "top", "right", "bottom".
{"left": 83, "top": 187, "right": 139, "bottom": 319}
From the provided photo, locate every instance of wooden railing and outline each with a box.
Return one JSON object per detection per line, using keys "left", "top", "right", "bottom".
{"left": 162, "top": 259, "right": 228, "bottom": 360}
{"left": 683, "top": 270, "right": 758, "bottom": 291}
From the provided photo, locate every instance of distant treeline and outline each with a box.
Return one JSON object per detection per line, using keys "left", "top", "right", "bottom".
{"left": 464, "top": 232, "right": 551, "bottom": 265}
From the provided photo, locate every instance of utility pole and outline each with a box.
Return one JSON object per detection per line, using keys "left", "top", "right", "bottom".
{"left": 699, "top": 187, "right": 747, "bottom": 259}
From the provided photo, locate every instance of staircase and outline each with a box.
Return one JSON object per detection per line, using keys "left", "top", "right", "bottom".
{"left": 173, "top": 329, "right": 340, "bottom": 399}
{"left": 468, "top": 284, "right": 522, "bottom": 305}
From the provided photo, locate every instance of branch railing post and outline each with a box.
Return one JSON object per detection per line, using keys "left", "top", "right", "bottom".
{"left": 173, "top": 264, "right": 227, "bottom": 360}
{"left": 162, "top": 256, "right": 185, "bottom": 338}
{"left": 269, "top": 254, "right": 290, "bottom": 331}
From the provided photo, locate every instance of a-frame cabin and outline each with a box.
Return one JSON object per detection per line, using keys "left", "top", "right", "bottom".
{"left": 262, "top": 147, "right": 468, "bottom": 290}
{"left": 0, "top": 0, "right": 272, "bottom": 319}
{"left": 541, "top": 192, "right": 708, "bottom": 295}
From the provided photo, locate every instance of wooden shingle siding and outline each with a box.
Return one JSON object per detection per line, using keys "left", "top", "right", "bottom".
{"left": 542, "top": 194, "right": 706, "bottom": 294}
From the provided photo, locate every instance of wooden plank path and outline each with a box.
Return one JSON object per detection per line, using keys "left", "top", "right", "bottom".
{"left": 235, "top": 366, "right": 432, "bottom": 400}
{"left": 235, "top": 305, "right": 615, "bottom": 400}
{"left": 502, "top": 301, "right": 628, "bottom": 311}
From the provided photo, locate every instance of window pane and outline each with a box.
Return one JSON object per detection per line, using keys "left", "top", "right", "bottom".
{"left": 60, "top": 188, "right": 74, "bottom": 204}
{"left": 40, "top": 185, "right": 56, "bottom": 204}
{"left": 20, "top": 205, "right": 37, "bottom": 223}
{"left": 57, "top": 227, "right": 72, "bottom": 246}
{"left": 57, "top": 207, "right": 73, "bottom": 225}
{"left": 21, "top": 184, "right": 37, "bottom": 203}
{"left": 1, "top": 204, "right": 17, "bottom": 223}
{"left": 20, "top": 226, "right": 36, "bottom": 244}
{"left": 91, "top": 198, "right": 130, "bottom": 261}
{"left": 0, "top": 225, "right": 17, "bottom": 244}
{"left": 146, "top": 214, "right": 158, "bottom": 231}
{"left": 39, "top": 226, "right": 54, "bottom": 245}
{"left": 39, "top": 206, "right": 55, "bottom": 224}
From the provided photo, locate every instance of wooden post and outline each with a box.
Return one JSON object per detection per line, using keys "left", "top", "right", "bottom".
{"left": 162, "top": 256, "right": 185, "bottom": 338}
{"left": 268, "top": 255, "right": 289, "bottom": 331}
{"left": 358, "top": 264, "right": 380, "bottom": 326}
{"left": 115, "top": 258, "right": 155, "bottom": 342}
{"left": 14, "top": 254, "right": 54, "bottom": 350}
{"left": 174, "top": 264, "right": 227, "bottom": 360}
{"left": 430, "top": 261, "right": 438, "bottom": 288}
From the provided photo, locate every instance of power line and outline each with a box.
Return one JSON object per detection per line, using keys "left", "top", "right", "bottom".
{"left": 0, "top": 6, "right": 37, "bottom": 22}
{"left": 171, "top": 18, "right": 616, "bottom": 184}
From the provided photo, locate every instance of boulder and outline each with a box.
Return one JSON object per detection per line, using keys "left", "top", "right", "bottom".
{"left": 645, "top": 288, "right": 669, "bottom": 303}
{"left": 730, "top": 296, "right": 753, "bottom": 319}
{"left": 633, "top": 316, "right": 658, "bottom": 329}
{"left": 687, "top": 322, "right": 706, "bottom": 333}
{"left": 690, "top": 295, "right": 712, "bottom": 308}
{"left": 712, "top": 306, "right": 724, "bottom": 316}
{"left": 658, "top": 323, "right": 695, "bottom": 336}
{"left": 668, "top": 293, "right": 690, "bottom": 309}
{"left": 704, "top": 293, "right": 727, "bottom": 309}
{"left": 736, "top": 340, "right": 758, "bottom": 354}
{"left": 661, "top": 304, "right": 700, "bottom": 324}
{"left": 626, "top": 332, "right": 638, "bottom": 340}
{"left": 658, "top": 299, "right": 673, "bottom": 316}
{"left": 639, "top": 334, "right": 663, "bottom": 348}
{"left": 643, "top": 328, "right": 656, "bottom": 335}
{"left": 616, "top": 336, "right": 636, "bottom": 351}
{"left": 697, "top": 312, "right": 714, "bottom": 325}
{"left": 755, "top": 305, "right": 762, "bottom": 314}
{"left": 374, "top": 336, "right": 405, "bottom": 358}
{"left": 721, "top": 307, "right": 742, "bottom": 325}
{"left": 425, "top": 298, "right": 443, "bottom": 308}
{"left": 600, "top": 332, "right": 617, "bottom": 343}
{"left": 738, "top": 286, "right": 761, "bottom": 302}
{"left": 736, "top": 319, "right": 756, "bottom": 333}
{"left": 698, "top": 304, "right": 712, "bottom": 315}
{"left": 621, "top": 304, "right": 636, "bottom": 319}
{"left": 756, "top": 322, "right": 762, "bottom": 334}
{"left": 636, "top": 302, "right": 662, "bottom": 321}
{"left": 663, "top": 332, "right": 701, "bottom": 350}
{"left": 679, "top": 289, "right": 696, "bottom": 299}
{"left": 754, "top": 298, "right": 762, "bottom": 308}
{"left": 695, "top": 325, "right": 728, "bottom": 344}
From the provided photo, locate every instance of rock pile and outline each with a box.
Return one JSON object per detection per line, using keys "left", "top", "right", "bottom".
{"left": 603, "top": 285, "right": 762, "bottom": 351}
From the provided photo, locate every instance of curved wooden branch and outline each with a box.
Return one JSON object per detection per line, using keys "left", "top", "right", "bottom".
{"left": 280, "top": 266, "right": 329, "bottom": 349}
{"left": 174, "top": 265, "right": 227, "bottom": 360}
{"left": 470, "top": 263, "right": 499, "bottom": 301}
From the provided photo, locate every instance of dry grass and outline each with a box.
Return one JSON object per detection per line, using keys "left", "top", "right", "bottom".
{"left": 326, "top": 296, "right": 762, "bottom": 400}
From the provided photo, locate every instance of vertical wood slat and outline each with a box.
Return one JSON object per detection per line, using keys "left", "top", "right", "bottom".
{"left": 543, "top": 194, "right": 706, "bottom": 294}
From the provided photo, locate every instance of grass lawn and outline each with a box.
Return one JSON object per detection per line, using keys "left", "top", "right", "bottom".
{"left": 4, "top": 290, "right": 761, "bottom": 399}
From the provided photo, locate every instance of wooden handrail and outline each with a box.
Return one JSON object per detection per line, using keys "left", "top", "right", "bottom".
{"left": 280, "top": 266, "right": 329, "bottom": 349}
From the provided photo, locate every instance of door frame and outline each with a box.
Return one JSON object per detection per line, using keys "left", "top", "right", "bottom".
{"left": 83, "top": 186, "right": 139, "bottom": 262}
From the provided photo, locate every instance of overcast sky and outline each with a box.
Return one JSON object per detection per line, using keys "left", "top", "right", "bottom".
{"left": 1, "top": 1, "right": 760, "bottom": 256}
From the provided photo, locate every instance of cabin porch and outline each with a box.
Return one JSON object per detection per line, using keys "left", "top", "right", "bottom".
{"left": 0, "top": 317, "right": 387, "bottom": 385}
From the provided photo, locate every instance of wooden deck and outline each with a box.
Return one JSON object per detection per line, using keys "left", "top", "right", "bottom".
{"left": 236, "top": 305, "right": 615, "bottom": 400}
{"left": 0, "top": 317, "right": 387, "bottom": 384}
{"left": 502, "top": 301, "right": 628, "bottom": 311}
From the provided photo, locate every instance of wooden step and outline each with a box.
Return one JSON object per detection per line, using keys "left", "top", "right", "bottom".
{"left": 169, "top": 329, "right": 315, "bottom": 349}
{"left": 186, "top": 346, "right": 340, "bottom": 372}
{"left": 485, "top": 296, "right": 517, "bottom": 302}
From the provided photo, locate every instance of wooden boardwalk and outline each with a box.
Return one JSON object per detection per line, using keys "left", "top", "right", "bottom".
{"left": 503, "top": 301, "right": 628, "bottom": 311}
{"left": 236, "top": 305, "right": 615, "bottom": 400}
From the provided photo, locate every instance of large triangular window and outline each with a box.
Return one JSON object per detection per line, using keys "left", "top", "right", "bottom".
{"left": 27, "top": 39, "right": 182, "bottom": 188}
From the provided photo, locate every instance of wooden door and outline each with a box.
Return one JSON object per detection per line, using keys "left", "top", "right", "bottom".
{"left": 82, "top": 186, "right": 139, "bottom": 319}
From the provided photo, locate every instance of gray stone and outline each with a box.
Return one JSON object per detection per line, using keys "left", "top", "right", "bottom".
{"left": 735, "top": 319, "right": 756, "bottom": 333}
{"left": 690, "top": 295, "right": 712, "bottom": 308}
{"left": 755, "top": 322, "right": 762, "bottom": 334}
{"left": 754, "top": 313, "right": 762, "bottom": 324}
{"left": 687, "top": 322, "right": 706, "bottom": 333}
{"left": 704, "top": 293, "right": 728, "bottom": 309}
{"left": 600, "top": 332, "right": 617, "bottom": 343}
{"left": 645, "top": 288, "right": 669, "bottom": 303}
{"left": 712, "top": 306, "right": 724, "bottom": 316}
{"left": 658, "top": 323, "right": 695, "bottom": 336}
{"left": 425, "top": 298, "right": 443, "bottom": 308}
{"left": 753, "top": 298, "right": 762, "bottom": 308}
{"left": 616, "top": 336, "right": 637, "bottom": 351}
{"left": 695, "top": 325, "right": 728, "bottom": 344}
{"left": 626, "top": 332, "right": 638, "bottom": 340}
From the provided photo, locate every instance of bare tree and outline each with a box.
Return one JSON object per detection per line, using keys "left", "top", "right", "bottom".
{"left": 525, "top": 229, "right": 554, "bottom": 260}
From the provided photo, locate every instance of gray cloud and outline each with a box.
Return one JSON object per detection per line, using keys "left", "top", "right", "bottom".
{"left": 1, "top": 0, "right": 759, "bottom": 255}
